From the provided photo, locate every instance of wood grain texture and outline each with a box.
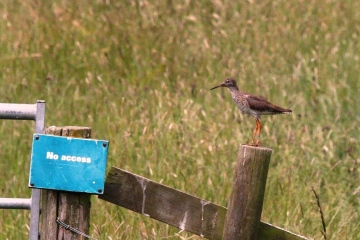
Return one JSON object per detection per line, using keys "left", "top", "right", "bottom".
{"left": 99, "top": 167, "right": 226, "bottom": 240}
{"left": 222, "top": 145, "right": 272, "bottom": 240}
{"left": 99, "top": 166, "right": 308, "bottom": 240}
{"left": 39, "top": 126, "right": 91, "bottom": 240}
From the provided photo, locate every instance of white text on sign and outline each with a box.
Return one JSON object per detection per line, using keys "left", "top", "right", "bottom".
{"left": 46, "top": 151, "right": 92, "bottom": 163}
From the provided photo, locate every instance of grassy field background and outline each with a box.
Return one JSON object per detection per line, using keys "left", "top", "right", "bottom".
{"left": 0, "top": 0, "right": 359, "bottom": 239}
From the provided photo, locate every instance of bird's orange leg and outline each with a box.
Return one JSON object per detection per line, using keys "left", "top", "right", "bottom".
{"left": 250, "top": 119, "right": 259, "bottom": 146}
{"left": 256, "top": 119, "right": 262, "bottom": 146}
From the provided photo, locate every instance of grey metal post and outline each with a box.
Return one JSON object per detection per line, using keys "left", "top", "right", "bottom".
{"left": 29, "top": 100, "right": 45, "bottom": 240}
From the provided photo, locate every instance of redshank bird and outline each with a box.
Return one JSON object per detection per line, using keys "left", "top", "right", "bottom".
{"left": 210, "top": 78, "right": 292, "bottom": 146}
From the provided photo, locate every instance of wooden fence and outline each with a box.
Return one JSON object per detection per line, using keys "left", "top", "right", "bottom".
{"left": 37, "top": 126, "right": 307, "bottom": 240}
{"left": 1, "top": 124, "right": 308, "bottom": 239}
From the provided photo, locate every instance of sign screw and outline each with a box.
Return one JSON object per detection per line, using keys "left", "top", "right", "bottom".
{"left": 102, "top": 142, "right": 107, "bottom": 147}
{"left": 35, "top": 135, "right": 39, "bottom": 140}
{"left": 98, "top": 189, "right": 103, "bottom": 193}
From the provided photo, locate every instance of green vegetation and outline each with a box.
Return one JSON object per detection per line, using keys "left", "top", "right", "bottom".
{"left": 0, "top": 1, "right": 359, "bottom": 239}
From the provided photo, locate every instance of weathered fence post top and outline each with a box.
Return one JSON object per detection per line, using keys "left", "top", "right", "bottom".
{"left": 239, "top": 143, "right": 273, "bottom": 152}
{"left": 223, "top": 144, "right": 272, "bottom": 240}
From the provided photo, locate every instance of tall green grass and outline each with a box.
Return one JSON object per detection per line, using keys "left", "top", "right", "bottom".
{"left": 0, "top": 0, "right": 359, "bottom": 239}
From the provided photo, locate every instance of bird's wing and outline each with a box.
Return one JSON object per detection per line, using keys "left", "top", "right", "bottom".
{"left": 246, "top": 94, "right": 268, "bottom": 102}
{"left": 245, "top": 95, "right": 285, "bottom": 114}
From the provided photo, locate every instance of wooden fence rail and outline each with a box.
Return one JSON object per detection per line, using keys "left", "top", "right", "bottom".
{"left": 100, "top": 162, "right": 307, "bottom": 239}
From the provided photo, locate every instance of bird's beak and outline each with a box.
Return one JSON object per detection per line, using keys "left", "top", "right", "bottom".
{"left": 210, "top": 83, "right": 225, "bottom": 90}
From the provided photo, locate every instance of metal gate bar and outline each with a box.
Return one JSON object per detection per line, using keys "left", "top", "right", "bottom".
{"left": 0, "top": 100, "right": 45, "bottom": 240}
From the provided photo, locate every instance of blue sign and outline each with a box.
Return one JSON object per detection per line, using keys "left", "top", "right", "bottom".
{"left": 29, "top": 134, "right": 109, "bottom": 194}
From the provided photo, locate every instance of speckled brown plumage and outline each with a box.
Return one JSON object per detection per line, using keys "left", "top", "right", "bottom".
{"left": 210, "top": 78, "right": 292, "bottom": 146}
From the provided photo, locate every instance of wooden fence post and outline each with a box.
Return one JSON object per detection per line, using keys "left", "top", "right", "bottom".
{"left": 40, "top": 126, "right": 92, "bottom": 240}
{"left": 222, "top": 144, "right": 272, "bottom": 240}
